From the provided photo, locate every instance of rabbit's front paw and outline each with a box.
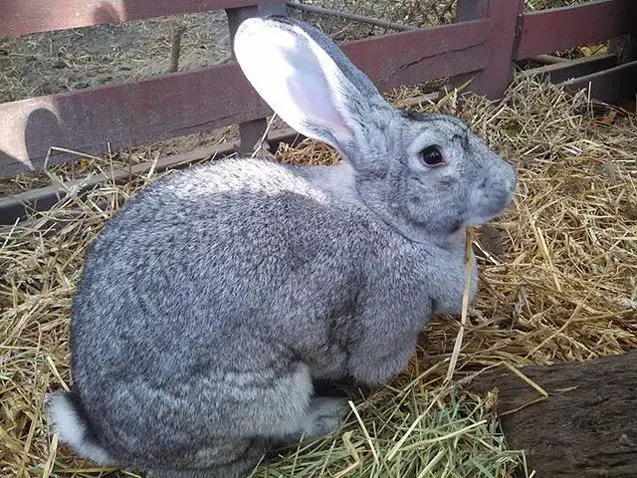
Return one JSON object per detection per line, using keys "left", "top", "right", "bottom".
{"left": 300, "top": 397, "right": 348, "bottom": 438}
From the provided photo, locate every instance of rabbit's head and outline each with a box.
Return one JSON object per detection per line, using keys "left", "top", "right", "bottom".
{"left": 235, "top": 16, "right": 515, "bottom": 244}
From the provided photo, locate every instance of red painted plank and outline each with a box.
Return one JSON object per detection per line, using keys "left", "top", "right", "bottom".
{"left": 454, "top": 0, "right": 524, "bottom": 99}
{"left": 0, "top": 20, "right": 490, "bottom": 179}
{"left": 0, "top": 63, "right": 268, "bottom": 179}
{"left": 516, "top": 0, "right": 637, "bottom": 60}
{"left": 342, "top": 19, "right": 490, "bottom": 91}
{"left": 1, "top": 0, "right": 278, "bottom": 38}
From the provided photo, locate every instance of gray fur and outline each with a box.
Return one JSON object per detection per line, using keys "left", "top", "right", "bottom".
{"left": 47, "top": 15, "right": 516, "bottom": 477}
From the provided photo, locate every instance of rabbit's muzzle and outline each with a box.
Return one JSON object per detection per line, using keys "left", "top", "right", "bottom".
{"left": 470, "top": 160, "right": 516, "bottom": 224}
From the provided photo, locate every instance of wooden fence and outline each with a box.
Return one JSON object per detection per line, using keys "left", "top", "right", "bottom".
{"left": 0, "top": 0, "right": 636, "bottom": 222}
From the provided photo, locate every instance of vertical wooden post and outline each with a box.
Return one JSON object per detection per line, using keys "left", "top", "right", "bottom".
{"left": 454, "top": 0, "right": 524, "bottom": 99}
{"left": 609, "top": 33, "right": 637, "bottom": 65}
{"left": 226, "top": 5, "right": 265, "bottom": 156}
{"left": 226, "top": 2, "right": 287, "bottom": 155}
{"left": 456, "top": 0, "right": 489, "bottom": 21}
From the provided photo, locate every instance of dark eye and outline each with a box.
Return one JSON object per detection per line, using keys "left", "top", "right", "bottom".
{"left": 420, "top": 145, "right": 444, "bottom": 166}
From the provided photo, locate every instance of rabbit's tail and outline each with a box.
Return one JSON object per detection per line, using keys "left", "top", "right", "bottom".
{"left": 46, "top": 390, "right": 113, "bottom": 464}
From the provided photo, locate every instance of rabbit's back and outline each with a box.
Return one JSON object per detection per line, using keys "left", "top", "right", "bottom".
{"left": 69, "top": 158, "right": 387, "bottom": 463}
{"left": 72, "top": 158, "right": 379, "bottom": 373}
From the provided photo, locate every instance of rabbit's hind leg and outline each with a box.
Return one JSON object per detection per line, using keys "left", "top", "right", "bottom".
{"left": 286, "top": 396, "right": 348, "bottom": 442}
{"left": 147, "top": 438, "right": 271, "bottom": 478}
{"left": 148, "top": 398, "right": 347, "bottom": 478}
{"left": 216, "top": 363, "right": 346, "bottom": 441}
{"left": 147, "top": 398, "right": 347, "bottom": 478}
{"left": 233, "top": 366, "right": 347, "bottom": 443}
{"left": 149, "top": 367, "right": 347, "bottom": 478}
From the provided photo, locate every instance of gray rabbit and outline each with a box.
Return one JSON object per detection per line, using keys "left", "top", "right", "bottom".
{"left": 46, "top": 15, "right": 516, "bottom": 478}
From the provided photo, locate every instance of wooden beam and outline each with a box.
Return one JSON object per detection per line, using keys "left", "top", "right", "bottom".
{"left": 522, "top": 54, "right": 618, "bottom": 84}
{"left": 560, "top": 59, "right": 637, "bottom": 104}
{"left": 227, "top": 5, "right": 268, "bottom": 156}
{"left": 469, "top": 351, "right": 637, "bottom": 477}
{"left": 0, "top": 62, "right": 270, "bottom": 180}
{"left": 455, "top": 0, "right": 489, "bottom": 22}
{"left": 0, "top": 19, "right": 490, "bottom": 179}
{"left": 0, "top": 93, "right": 432, "bottom": 225}
{"left": 454, "top": 0, "right": 524, "bottom": 99}
{"left": 516, "top": 0, "right": 637, "bottom": 60}
{"left": 1, "top": 0, "right": 279, "bottom": 38}
{"left": 343, "top": 19, "right": 490, "bottom": 92}
{"left": 0, "top": 128, "right": 301, "bottom": 226}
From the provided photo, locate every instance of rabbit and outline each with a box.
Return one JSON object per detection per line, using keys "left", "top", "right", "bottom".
{"left": 46, "top": 14, "right": 516, "bottom": 478}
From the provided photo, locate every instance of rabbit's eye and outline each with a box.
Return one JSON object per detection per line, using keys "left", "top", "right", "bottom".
{"left": 420, "top": 145, "right": 444, "bottom": 166}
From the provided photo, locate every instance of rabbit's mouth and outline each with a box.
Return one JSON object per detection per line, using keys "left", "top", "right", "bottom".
{"left": 466, "top": 187, "right": 515, "bottom": 226}
{"left": 466, "top": 162, "right": 516, "bottom": 225}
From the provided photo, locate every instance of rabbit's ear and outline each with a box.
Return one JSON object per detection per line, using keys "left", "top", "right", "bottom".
{"left": 234, "top": 16, "right": 384, "bottom": 153}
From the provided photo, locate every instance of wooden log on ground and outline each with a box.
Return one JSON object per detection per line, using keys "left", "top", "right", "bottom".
{"left": 469, "top": 351, "right": 637, "bottom": 478}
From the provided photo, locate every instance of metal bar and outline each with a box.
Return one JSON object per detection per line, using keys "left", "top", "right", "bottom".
{"left": 2, "top": 0, "right": 280, "bottom": 38}
{"left": 532, "top": 54, "right": 568, "bottom": 65}
{"left": 516, "top": 0, "right": 637, "bottom": 60}
{"left": 560, "top": 58, "right": 637, "bottom": 104}
{"left": 226, "top": 5, "right": 268, "bottom": 156}
{"left": 286, "top": 1, "right": 413, "bottom": 32}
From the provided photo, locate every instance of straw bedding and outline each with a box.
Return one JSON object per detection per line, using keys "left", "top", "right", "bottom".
{"left": 1, "top": 76, "right": 636, "bottom": 477}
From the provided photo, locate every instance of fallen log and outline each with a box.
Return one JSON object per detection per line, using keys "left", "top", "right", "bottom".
{"left": 469, "top": 351, "right": 637, "bottom": 478}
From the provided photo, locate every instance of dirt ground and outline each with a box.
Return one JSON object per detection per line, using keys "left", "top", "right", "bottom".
{"left": 0, "top": 12, "right": 231, "bottom": 103}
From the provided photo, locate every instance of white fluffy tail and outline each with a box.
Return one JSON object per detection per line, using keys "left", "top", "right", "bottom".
{"left": 46, "top": 391, "right": 112, "bottom": 464}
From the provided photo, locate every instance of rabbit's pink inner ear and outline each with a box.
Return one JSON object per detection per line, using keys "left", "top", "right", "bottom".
{"left": 280, "top": 59, "right": 354, "bottom": 142}
{"left": 234, "top": 18, "right": 355, "bottom": 149}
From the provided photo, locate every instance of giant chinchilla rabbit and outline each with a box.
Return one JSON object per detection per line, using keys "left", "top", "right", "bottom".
{"left": 46, "top": 15, "right": 516, "bottom": 478}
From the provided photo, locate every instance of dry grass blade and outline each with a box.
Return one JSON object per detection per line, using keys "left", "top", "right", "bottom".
{"left": 445, "top": 227, "right": 475, "bottom": 384}
{"left": 348, "top": 400, "right": 380, "bottom": 466}
{"left": 501, "top": 362, "right": 548, "bottom": 398}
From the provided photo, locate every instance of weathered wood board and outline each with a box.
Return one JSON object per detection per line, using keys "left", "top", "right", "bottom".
{"left": 469, "top": 351, "right": 637, "bottom": 477}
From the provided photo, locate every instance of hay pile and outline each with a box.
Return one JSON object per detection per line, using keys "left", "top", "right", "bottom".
{"left": 1, "top": 75, "right": 636, "bottom": 477}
